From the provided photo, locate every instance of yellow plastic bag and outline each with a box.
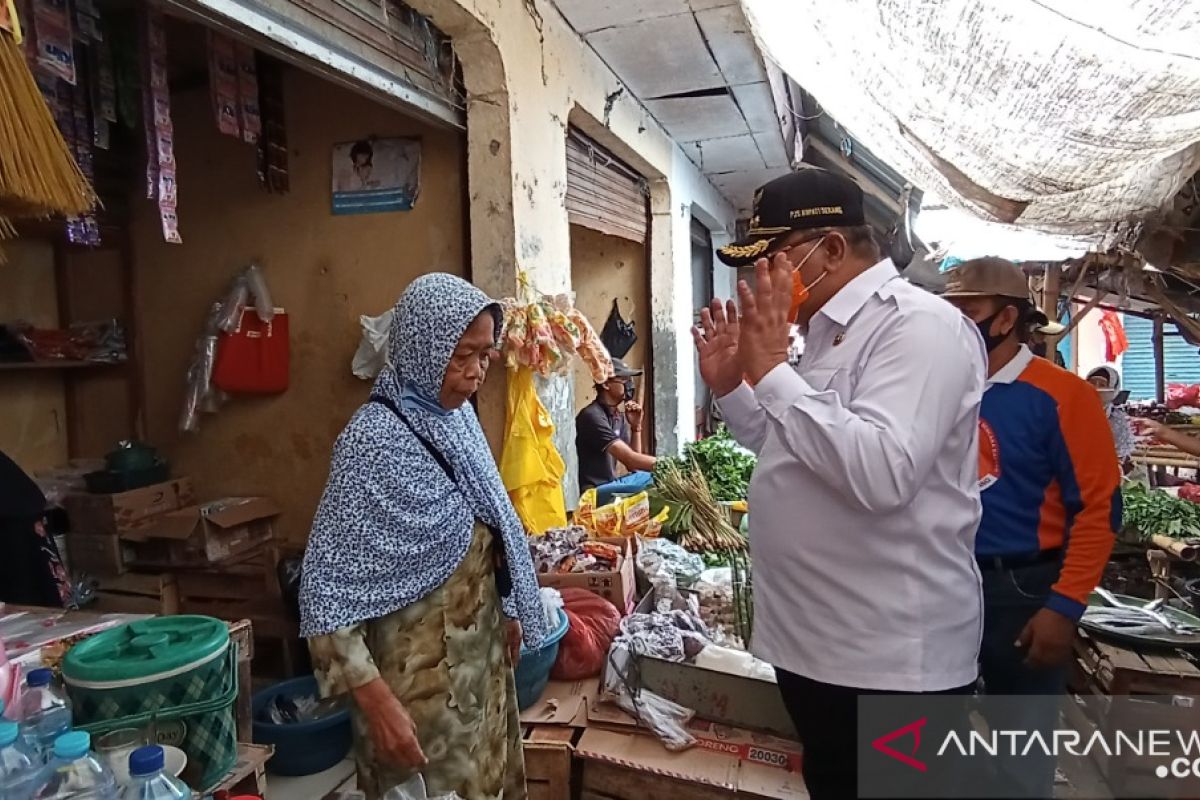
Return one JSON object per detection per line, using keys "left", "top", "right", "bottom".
{"left": 499, "top": 366, "right": 567, "bottom": 533}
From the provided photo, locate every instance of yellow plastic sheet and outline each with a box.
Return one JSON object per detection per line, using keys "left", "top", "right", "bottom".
{"left": 500, "top": 366, "right": 567, "bottom": 533}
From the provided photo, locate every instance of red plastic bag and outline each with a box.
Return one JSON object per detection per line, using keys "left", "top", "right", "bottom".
{"left": 551, "top": 588, "right": 622, "bottom": 680}
{"left": 1167, "top": 383, "right": 1200, "bottom": 410}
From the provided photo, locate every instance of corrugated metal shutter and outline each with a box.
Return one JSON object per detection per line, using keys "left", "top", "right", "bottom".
{"left": 1121, "top": 315, "right": 1200, "bottom": 401}
{"left": 1122, "top": 315, "right": 1156, "bottom": 401}
{"left": 566, "top": 129, "right": 648, "bottom": 243}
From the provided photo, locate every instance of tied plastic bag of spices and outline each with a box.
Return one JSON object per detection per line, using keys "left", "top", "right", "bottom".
{"left": 552, "top": 587, "right": 621, "bottom": 680}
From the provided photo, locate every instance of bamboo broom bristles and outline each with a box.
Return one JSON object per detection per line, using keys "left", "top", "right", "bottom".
{"left": 0, "top": 31, "right": 96, "bottom": 219}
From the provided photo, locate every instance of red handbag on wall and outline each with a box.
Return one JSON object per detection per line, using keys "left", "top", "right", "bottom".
{"left": 212, "top": 308, "right": 289, "bottom": 394}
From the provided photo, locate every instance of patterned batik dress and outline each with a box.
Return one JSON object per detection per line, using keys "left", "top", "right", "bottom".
{"left": 309, "top": 524, "right": 526, "bottom": 800}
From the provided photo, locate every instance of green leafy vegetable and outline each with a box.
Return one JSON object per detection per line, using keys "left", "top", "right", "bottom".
{"left": 1121, "top": 482, "right": 1200, "bottom": 541}
{"left": 656, "top": 427, "right": 756, "bottom": 502}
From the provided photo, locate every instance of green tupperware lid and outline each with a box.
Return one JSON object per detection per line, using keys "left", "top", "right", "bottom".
{"left": 62, "top": 615, "right": 228, "bottom": 685}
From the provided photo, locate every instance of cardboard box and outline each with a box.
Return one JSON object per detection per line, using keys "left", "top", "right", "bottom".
{"left": 66, "top": 532, "right": 133, "bottom": 576}
{"left": 576, "top": 727, "right": 808, "bottom": 799}
{"left": 64, "top": 478, "right": 194, "bottom": 536}
{"left": 586, "top": 699, "right": 803, "bottom": 775}
{"left": 630, "top": 594, "right": 797, "bottom": 739}
{"left": 536, "top": 537, "right": 635, "bottom": 612}
{"left": 123, "top": 497, "right": 279, "bottom": 566}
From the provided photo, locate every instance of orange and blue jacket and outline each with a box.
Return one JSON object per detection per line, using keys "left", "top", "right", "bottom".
{"left": 977, "top": 354, "right": 1120, "bottom": 621}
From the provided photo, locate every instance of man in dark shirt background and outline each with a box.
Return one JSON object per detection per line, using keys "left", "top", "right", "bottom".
{"left": 576, "top": 358, "right": 657, "bottom": 496}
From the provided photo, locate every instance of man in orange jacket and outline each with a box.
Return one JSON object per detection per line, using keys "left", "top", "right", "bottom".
{"left": 945, "top": 257, "right": 1119, "bottom": 797}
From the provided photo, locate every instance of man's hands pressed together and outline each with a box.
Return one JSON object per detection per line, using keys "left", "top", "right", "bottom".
{"left": 694, "top": 252, "right": 798, "bottom": 394}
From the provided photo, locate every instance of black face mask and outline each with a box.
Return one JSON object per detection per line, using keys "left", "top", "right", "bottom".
{"left": 1030, "top": 341, "right": 1048, "bottom": 358}
{"left": 623, "top": 382, "right": 636, "bottom": 402}
{"left": 975, "top": 308, "right": 1013, "bottom": 354}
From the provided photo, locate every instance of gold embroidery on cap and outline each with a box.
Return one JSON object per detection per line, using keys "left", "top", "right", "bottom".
{"left": 748, "top": 225, "right": 789, "bottom": 235}
{"left": 789, "top": 205, "right": 843, "bottom": 219}
{"left": 719, "top": 239, "right": 771, "bottom": 258}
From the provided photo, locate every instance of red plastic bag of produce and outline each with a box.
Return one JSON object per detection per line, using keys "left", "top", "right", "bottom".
{"left": 1167, "top": 383, "right": 1200, "bottom": 410}
{"left": 1179, "top": 484, "right": 1200, "bottom": 504}
{"left": 551, "top": 587, "right": 622, "bottom": 680}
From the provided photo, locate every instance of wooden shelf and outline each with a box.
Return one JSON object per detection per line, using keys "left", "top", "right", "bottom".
{"left": 0, "top": 360, "right": 124, "bottom": 371}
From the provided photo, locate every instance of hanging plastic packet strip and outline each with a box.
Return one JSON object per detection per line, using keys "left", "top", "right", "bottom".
{"left": 257, "top": 56, "right": 289, "bottom": 192}
{"left": 139, "top": 11, "right": 157, "bottom": 200}
{"left": 207, "top": 31, "right": 240, "bottom": 137}
{"left": 89, "top": 47, "right": 109, "bottom": 150}
{"left": 145, "top": 7, "right": 181, "bottom": 244}
{"left": 33, "top": 0, "right": 75, "bottom": 84}
{"left": 236, "top": 43, "right": 261, "bottom": 143}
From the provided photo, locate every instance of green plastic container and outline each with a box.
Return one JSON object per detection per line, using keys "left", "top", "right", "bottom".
{"left": 61, "top": 615, "right": 238, "bottom": 791}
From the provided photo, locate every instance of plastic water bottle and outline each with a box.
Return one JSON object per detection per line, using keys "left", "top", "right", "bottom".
{"left": 32, "top": 732, "right": 117, "bottom": 799}
{"left": 19, "top": 671, "right": 71, "bottom": 764}
{"left": 118, "top": 747, "right": 189, "bottom": 800}
{"left": 0, "top": 720, "right": 42, "bottom": 800}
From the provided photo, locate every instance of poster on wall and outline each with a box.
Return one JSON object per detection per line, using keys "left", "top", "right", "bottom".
{"left": 331, "top": 137, "right": 421, "bottom": 215}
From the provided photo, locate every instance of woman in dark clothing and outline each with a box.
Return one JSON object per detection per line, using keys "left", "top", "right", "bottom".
{"left": 0, "top": 450, "right": 69, "bottom": 607}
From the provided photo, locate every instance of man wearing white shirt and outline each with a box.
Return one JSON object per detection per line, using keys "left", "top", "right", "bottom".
{"left": 694, "top": 168, "right": 986, "bottom": 799}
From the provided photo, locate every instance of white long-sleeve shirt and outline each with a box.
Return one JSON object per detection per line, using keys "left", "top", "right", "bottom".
{"left": 719, "top": 259, "right": 986, "bottom": 691}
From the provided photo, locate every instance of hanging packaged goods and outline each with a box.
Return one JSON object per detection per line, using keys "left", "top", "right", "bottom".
{"left": 0, "top": 0, "right": 94, "bottom": 243}
{"left": 141, "top": 5, "right": 180, "bottom": 243}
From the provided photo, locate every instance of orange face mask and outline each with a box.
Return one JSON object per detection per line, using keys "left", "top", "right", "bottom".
{"left": 786, "top": 235, "right": 830, "bottom": 322}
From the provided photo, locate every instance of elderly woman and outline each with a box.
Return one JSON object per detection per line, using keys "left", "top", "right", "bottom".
{"left": 1087, "top": 365, "right": 1135, "bottom": 468}
{"left": 300, "top": 273, "right": 546, "bottom": 800}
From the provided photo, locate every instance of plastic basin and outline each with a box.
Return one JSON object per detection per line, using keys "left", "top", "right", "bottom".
{"left": 251, "top": 675, "right": 351, "bottom": 776}
{"left": 515, "top": 608, "right": 570, "bottom": 711}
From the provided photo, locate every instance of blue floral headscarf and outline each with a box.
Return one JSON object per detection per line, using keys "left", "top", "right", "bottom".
{"left": 300, "top": 273, "right": 547, "bottom": 647}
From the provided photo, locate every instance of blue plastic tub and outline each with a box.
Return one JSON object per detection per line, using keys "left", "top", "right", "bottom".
{"left": 515, "top": 608, "right": 570, "bottom": 711}
{"left": 252, "top": 675, "right": 352, "bottom": 776}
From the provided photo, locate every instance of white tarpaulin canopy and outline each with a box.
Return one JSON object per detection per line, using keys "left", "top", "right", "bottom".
{"left": 743, "top": 0, "right": 1200, "bottom": 244}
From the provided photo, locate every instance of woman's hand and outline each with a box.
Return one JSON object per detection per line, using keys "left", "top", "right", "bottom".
{"left": 352, "top": 679, "right": 427, "bottom": 769}
{"left": 506, "top": 620, "right": 522, "bottom": 666}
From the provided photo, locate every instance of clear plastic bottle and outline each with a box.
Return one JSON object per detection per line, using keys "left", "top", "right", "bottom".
{"left": 18, "top": 671, "right": 72, "bottom": 764}
{"left": 0, "top": 720, "right": 42, "bottom": 800}
{"left": 118, "top": 747, "right": 189, "bottom": 800}
{"left": 32, "top": 731, "right": 117, "bottom": 800}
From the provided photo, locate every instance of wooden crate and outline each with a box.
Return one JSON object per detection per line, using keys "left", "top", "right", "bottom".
{"left": 90, "top": 571, "right": 178, "bottom": 615}
{"left": 1068, "top": 631, "right": 1200, "bottom": 796}
{"left": 523, "top": 724, "right": 580, "bottom": 800}
{"left": 204, "top": 742, "right": 273, "bottom": 796}
{"left": 174, "top": 546, "right": 301, "bottom": 675}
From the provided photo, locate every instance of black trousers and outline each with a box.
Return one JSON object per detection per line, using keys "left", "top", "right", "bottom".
{"left": 775, "top": 670, "right": 975, "bottom": 800}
